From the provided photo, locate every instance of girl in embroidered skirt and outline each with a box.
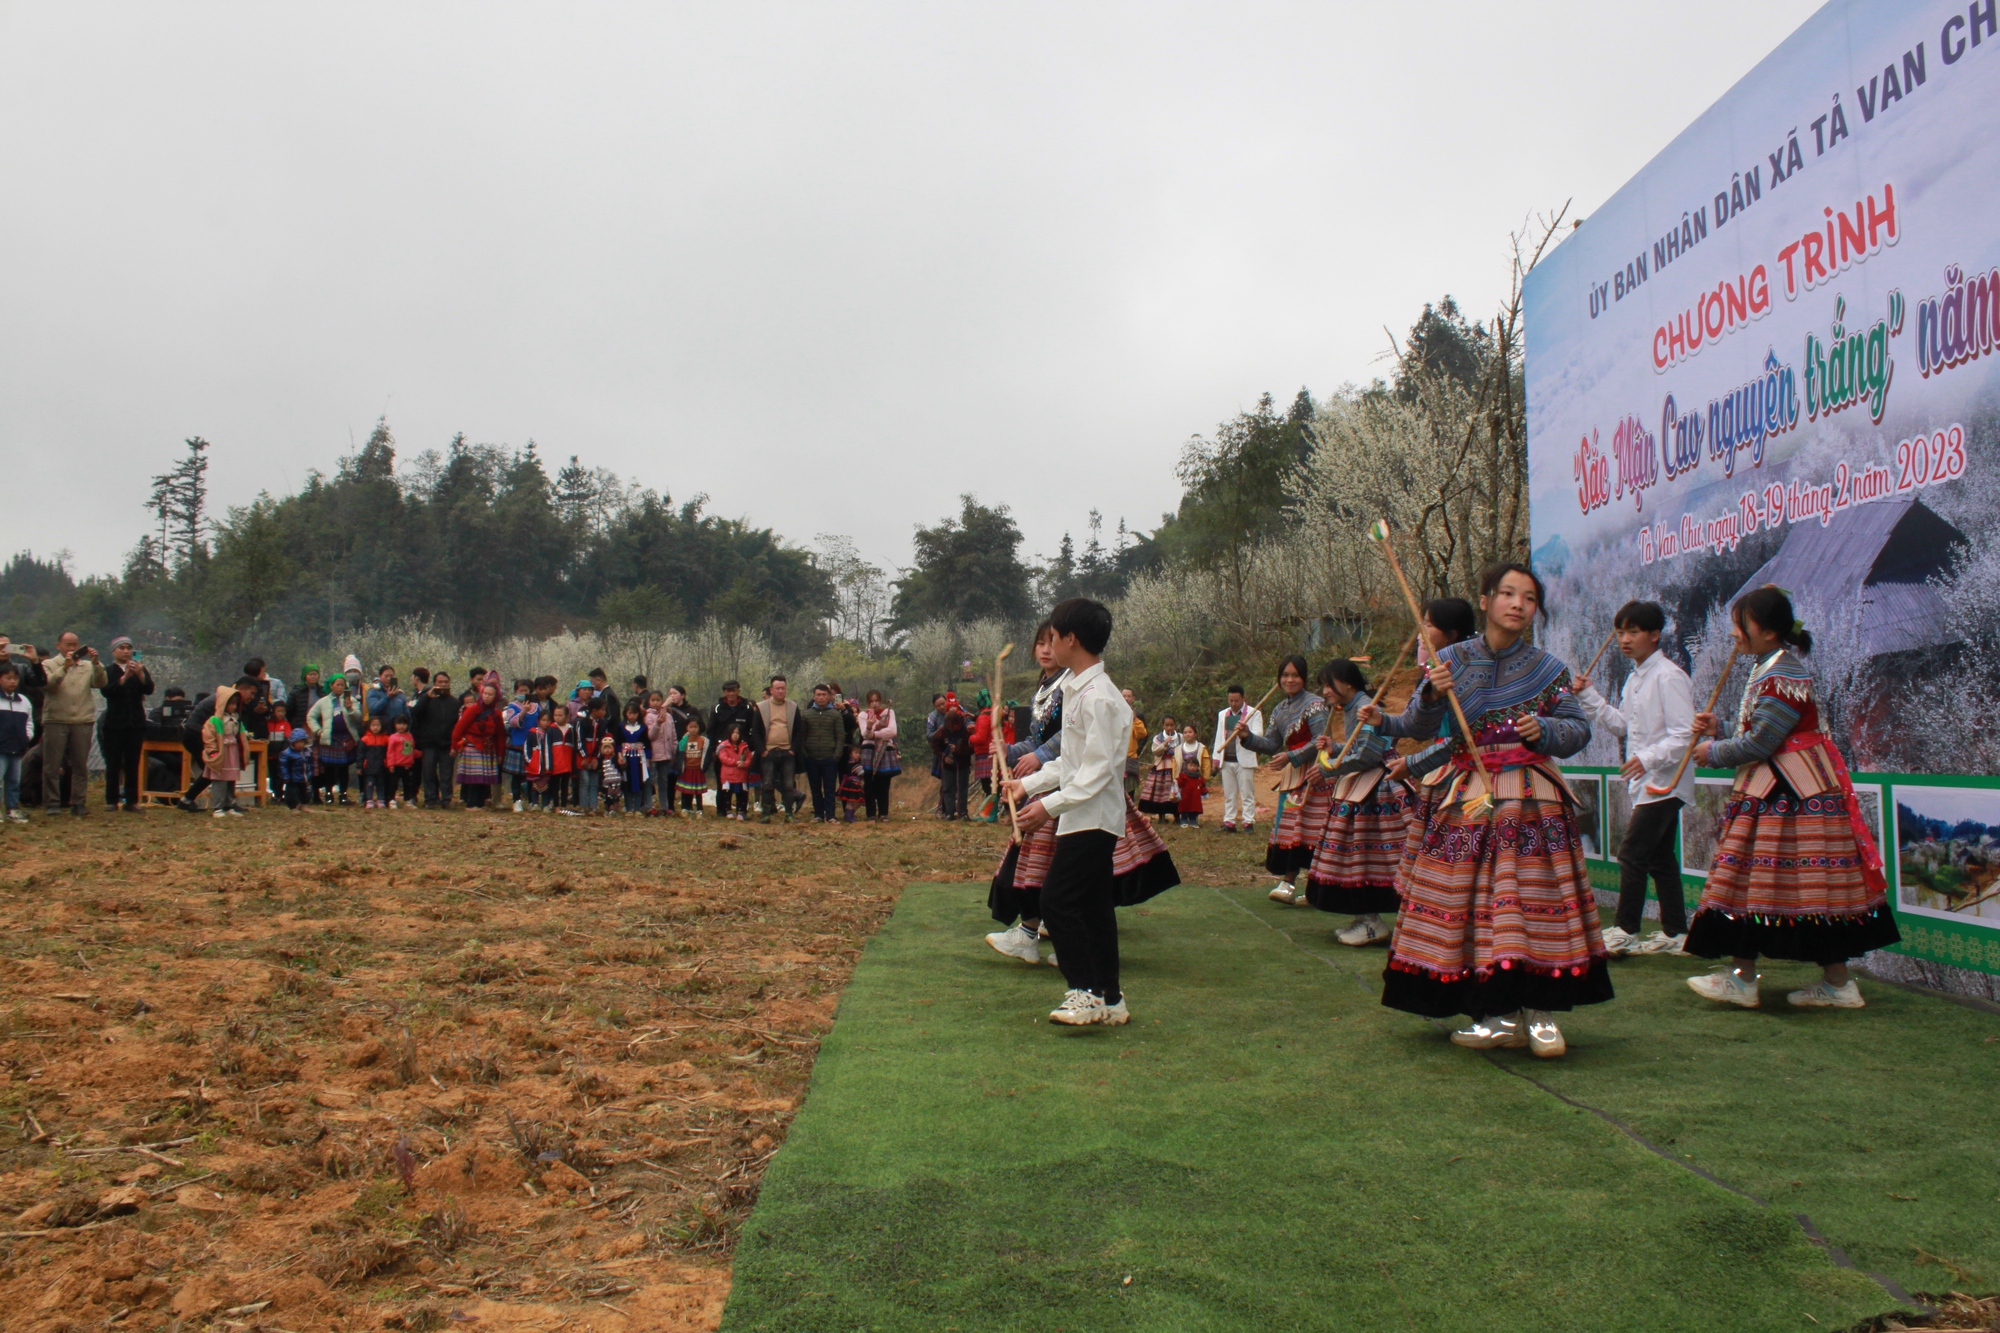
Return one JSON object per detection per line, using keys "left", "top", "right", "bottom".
{"left": 986, "top": 623, "right": 1180, "bottom": 966}
{"left": 1136, "top": 715, "right": 1181, "bottom": 819}
{"left": 1237, "top": 655, "right": 1331, "bottom": 905}
{"left": 1174, "top": 723, "right": 1209, "bottom": 827}
{"left": 1684, "top": 586, "right": 1898, "bottom": 1009}
{"left": 676, "top": 718, "right": 710, "bottom": 816}
{"left": 1304, "top": 659, "right": 1415, "bottom": 947}
{"left": 1376, "top": 564, "right": 1606, "bottom": 1058}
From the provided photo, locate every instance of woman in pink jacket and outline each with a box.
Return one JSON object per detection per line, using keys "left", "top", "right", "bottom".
{"left": 643, "top": 691, "right": 678, "bottom": 815}
{"left": 858, "top": 690, "right": 901, "bottom": 822}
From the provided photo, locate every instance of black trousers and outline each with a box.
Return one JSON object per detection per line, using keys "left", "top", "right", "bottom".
{"left": 419, "top": 748, "right": 455, "bottom": 806}
{"left": 802, "top": 757, "right": 840, "bottom": 819}
{"left": 181, "top": 735, "right": 211, "bottom": 804}
{"left": 864, "top": 773, "right": 894, "bottom": 818}
{"left": 937, "top": 763, "right": 970, "bottom": 817}
{"left": 1618, "top": 796, "right": 1687, "bottom": 936}
{"left": 99, "top": 726, "right": 143, "bottom": 807}
{"left": 1041, "top": 828, "right": 1120, "bottom": 1000}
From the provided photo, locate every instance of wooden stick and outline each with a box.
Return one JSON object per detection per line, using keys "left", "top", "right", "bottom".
{"left": 1370, "top": 523, "right": 1494, "bottom": 810}
{"left": 989, "top": 644, "right": 1020, "bottom": 837}
{"left": 1582, "top": 628, "right": 1618, "bottom": 680}
{"left": 1325, "top": 631, "right": 1418, "bottom": 770}
{"left": 1646, "top": 649, "right": 1739, "bottom": 795}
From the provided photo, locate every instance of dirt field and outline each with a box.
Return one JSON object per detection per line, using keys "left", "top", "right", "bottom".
{"left": 0, "top": 772, "right": 1205, "bottom": 1333}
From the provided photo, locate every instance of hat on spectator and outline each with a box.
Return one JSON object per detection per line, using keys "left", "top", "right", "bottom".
{"left": 289, "top": 728, "right": 308, "bottom": 742}
{"left": 109, "top": 636, "right": 133, "bottom": 651}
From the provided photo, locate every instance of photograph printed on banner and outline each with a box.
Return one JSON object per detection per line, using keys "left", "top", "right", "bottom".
{"left": 1895, "top": 783, "right": 2000, "bottom": 927}
{"left": 1568, "top": 773, "right": 1603, "bottom": 860}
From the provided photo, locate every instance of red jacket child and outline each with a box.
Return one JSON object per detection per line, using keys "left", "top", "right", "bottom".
{"left": 716, "top": 738, "right": 753, "bottom": 786}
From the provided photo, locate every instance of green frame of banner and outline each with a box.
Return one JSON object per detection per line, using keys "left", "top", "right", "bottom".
{"left": 1560, "top": 765, "right": 2000, "bottom": 978}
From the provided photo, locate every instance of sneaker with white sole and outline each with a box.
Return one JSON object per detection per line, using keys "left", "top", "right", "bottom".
{"left": 1267, "top": 882, "right": 1304, "bottom": 905}
{"left": 1098, "top": 996, "right": 1130, "bottom": 1026}
{"left": 1636, "top": 932, "right": 1687, "bottom": 955}
{"left": 985, "top": 924, "right": 1042, "bottom": 965}
{"left": 1049, "top": 989, "right": 1106, "bottom": 1025}
{"left": 1687, "top": 968, "right": 1760, "bottom": 1007}
{"left": 227, "top": 808, "right": 244, "bottom": 817}
{"left": 1045, "top": 950, "right": 1059, "bottom": 968}
{"left": 1523, "top": 1009, "right": 1566, "bottom": 1058}
{"left": 212, "top": 809, "right": 227, "bottom": 819}
{"left": 1335, "top": 914, "right": 1390, "bottom": 947}
{"left": 1787, "top": 979, "right": 1864, "bottom": 1008}
{"left": 513, "top": 799, "right": 525, "bottom": 813}
{"left": 1600, "top": 926, "right": 1637, "bottom": 955}
{"left": 1449, "top": 1012, "right": 1527, "bottom": 1049}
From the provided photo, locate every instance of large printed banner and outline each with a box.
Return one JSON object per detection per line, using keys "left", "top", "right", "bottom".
{"left": 1524, "top": 0, "right": 2000, "bottom": 973}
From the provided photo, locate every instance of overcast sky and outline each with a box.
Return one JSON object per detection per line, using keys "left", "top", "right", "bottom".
{"left": 1, "top": 1, "right": 1821, "bottom": 583}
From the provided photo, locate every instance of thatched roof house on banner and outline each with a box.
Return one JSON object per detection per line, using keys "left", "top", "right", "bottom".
{"left": 1727, "top": 497, "right": 1967, "bottom": 659}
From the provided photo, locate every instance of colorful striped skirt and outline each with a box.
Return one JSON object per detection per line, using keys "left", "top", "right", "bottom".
{"left": 1380, "top": 777, "right": 1612, "bottom": 1019}
{"left": 455, "top": 748, "right": 501, "bottom": 785}
{"left": 1686, "top": 788, "right": 1899, "bottom": 964}
{"left": 1305, "top": 771, "right": 1414, "bottom": 915}
{"left": 1135, "top": 766, "right": 1180, "bottom": 814}
{"left": 1265, "top": 780, "right": 1333, "bottom": 878}
{"left": 988, "top": 796, "right": 1181, "bottom": 924}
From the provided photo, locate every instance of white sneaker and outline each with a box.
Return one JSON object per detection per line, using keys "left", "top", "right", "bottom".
{"left": 1267, "top": 882, "right": 1304, "bottom": 905}
{"left": 985, "top": 924, "right": 1042, "bottom": 965}
{"left": 1636, "top": 932, "right": 1687, "bottom": 955}
{"left": 388, "top": 799, "right": 399, "bottom": 809}
{"left": 1600, "top": 926, "right": 1637, "bottom": 955}
{"left": 1450, "top": 1013, "right": 1527, "bottom": 1049}
{"left": 1523, "top": 1009, "right": 1566, "bottom": 1058}
{"left": 1788, "top": 979, "right": 1864, "bottom": 1008}
{"left": 1335, "top": 914, "right": 1390, "bottom": 947}
{"left": 1687, "top": 968, "right": 1760, "bottom": 1008}
{"left": 513, "top": 799, "right": 525, "bottom": 813}
{"left": 212, "top": 809, "right": 227, "bottom": 819}
{"left": 1045, "top": 950, "right": 1059, "bottom": 968}
{"left": 227, "top": 808, "right": 244, "bottom": 818}
{"left": 1049, "top": 989, "right": 1106, "bottom": 1025}
{"left": 1098, "top": 996, "right": 1130, "bottom": 1026}
{"left": 4, "top": 810, "right": 25, "bottom": 823}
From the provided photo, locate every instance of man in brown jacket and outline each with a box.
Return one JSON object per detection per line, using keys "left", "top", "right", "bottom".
{"left": 39, "top": 632, "right": 105, "bottom": 816}
{"left": 754, "top": 675, "right": 803, "bottom": 822}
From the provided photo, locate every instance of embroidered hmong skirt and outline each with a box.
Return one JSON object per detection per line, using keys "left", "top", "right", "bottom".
{"left": 1265, "top": 781, "right": 1333, "bottom": 877}
{"left": 503, "top": 746, "right": 527, "bottom": 776}
{"left": 1136, "top": 766, "right": 1180, "bottom": 814}
{"left": 988, "top": 796, "right": 1180, "bottom": 924}
{"left": 1395, "top": 777, "right": 1445, "bottom": 894}
{"left": 1306, "top": 772, "right": 1414, "bottom": 915}
{"left": 455, "top": 748, "right": 500, "bottom": 785}
{"left": 1381, "top": 781, "right": 1612, "bottom": 1018}
{"left": 1686, "top": 787, "right": 1899, "bottom": 964}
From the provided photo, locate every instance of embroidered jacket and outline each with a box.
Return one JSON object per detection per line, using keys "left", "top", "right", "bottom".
{"left": 1400, "top": 635, "right": 1590, "bottom": 760}
{"left": 1706, "top": 649, "right": 1816, "bottom": 769}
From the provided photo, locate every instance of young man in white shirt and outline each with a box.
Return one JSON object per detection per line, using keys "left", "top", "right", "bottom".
{"left": 1211, "top": 685, "right": 1261, "bottom": 833}
{"left": 1003, "top": 598, "right": 1133, "bottom": 1027}
{"left": 1572, "top": 600, "right": 1695, "bottom": 955}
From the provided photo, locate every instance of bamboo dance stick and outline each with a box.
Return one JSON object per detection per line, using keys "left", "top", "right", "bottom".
{"left": 1581, "top": 628, "right": 1618, "bottom": 680}
{"left": 1645, "top": 649, "right": 1740, "bottom": 796}
{"left": 1368, "top": 521, "right": 1495, "bottom": 813}
{"left": 989, "top": 644, "right": 1021, "bottom": 837}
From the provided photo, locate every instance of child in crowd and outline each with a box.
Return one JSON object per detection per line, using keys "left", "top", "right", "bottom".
{"left": 0, "top": 661, "right": 32, "bottom": 823}
{"left": 278, "top": 728, "right": 315, "bottom": 812}
{"left": 1136, "top": 714, "right": 1181, "bottom": 821}
{"left": 677, "top": 718, "right": 709, "bottom": 816}
{"left": 504, "top": 679, "right": 541, "bottom": 812}
{"left": 837, "top": 741, "right": 867, "bottom": 823}
{"left": 203, "top": 686, "right": 246, "bottom": 818}
{"left": 575, "top": 700, "right": 609, "bottom": 811}
{"left": 644, "top": 691, "right": 676, "bottom": 814}
{"left": 617, "top": 703, "right": 651, "bottom": 813}
{"left": 266, "top": 701, "right": 291, "bottom": 798}
{"left": 528, "top": 703, "right": 578, "bottom": 811}
{"left": 597, "top": 735, "right": 625, "bottom": 813}
{"left": 716, "top": 722, "right": 752, "bottom": 820}
{"left": 387, "top": 715, "right": 418, "bottom": 808}
{"left": 358, "top": 715, "right": 392, "bottom": 809}
{"left": 1175, "top": 723, "right": 1210, "bottom": 827}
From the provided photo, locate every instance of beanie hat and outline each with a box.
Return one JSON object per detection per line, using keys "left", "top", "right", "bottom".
{"left": 289, "top": 728, "right": 308, "bottom": 743}
{"left": 343, "top": 654, "right": 362, "bottom": 674}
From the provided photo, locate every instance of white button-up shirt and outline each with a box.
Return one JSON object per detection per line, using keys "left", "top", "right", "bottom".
{"left": 1575, "top": 649, "right": 1695, "bottom": 806}
{"left": 1213, "top": 704, "right": 1263, "bottom": 769}
{"left": 1019, "top": 660, "right": 1131, "bottom": 836}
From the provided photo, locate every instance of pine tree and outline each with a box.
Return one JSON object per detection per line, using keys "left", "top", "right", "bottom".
{"left": 148, "top": 436, "right": 211, "bottom": 568}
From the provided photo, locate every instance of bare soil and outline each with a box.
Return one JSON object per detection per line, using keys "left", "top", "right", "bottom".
{"left": 0, "top": 780, "right": 1118, "bottom": 1333}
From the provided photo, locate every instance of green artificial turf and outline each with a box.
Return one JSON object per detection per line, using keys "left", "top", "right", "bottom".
{"left": 722, "top": 883, "right": 2000, "bottom": 1333}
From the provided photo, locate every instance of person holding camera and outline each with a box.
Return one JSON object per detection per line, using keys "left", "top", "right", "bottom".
{"left": 39, "top": 632, "right": 105, "bottom": 816}
{"left": 98, "top": 637, "right": 154, "bottom": 811}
